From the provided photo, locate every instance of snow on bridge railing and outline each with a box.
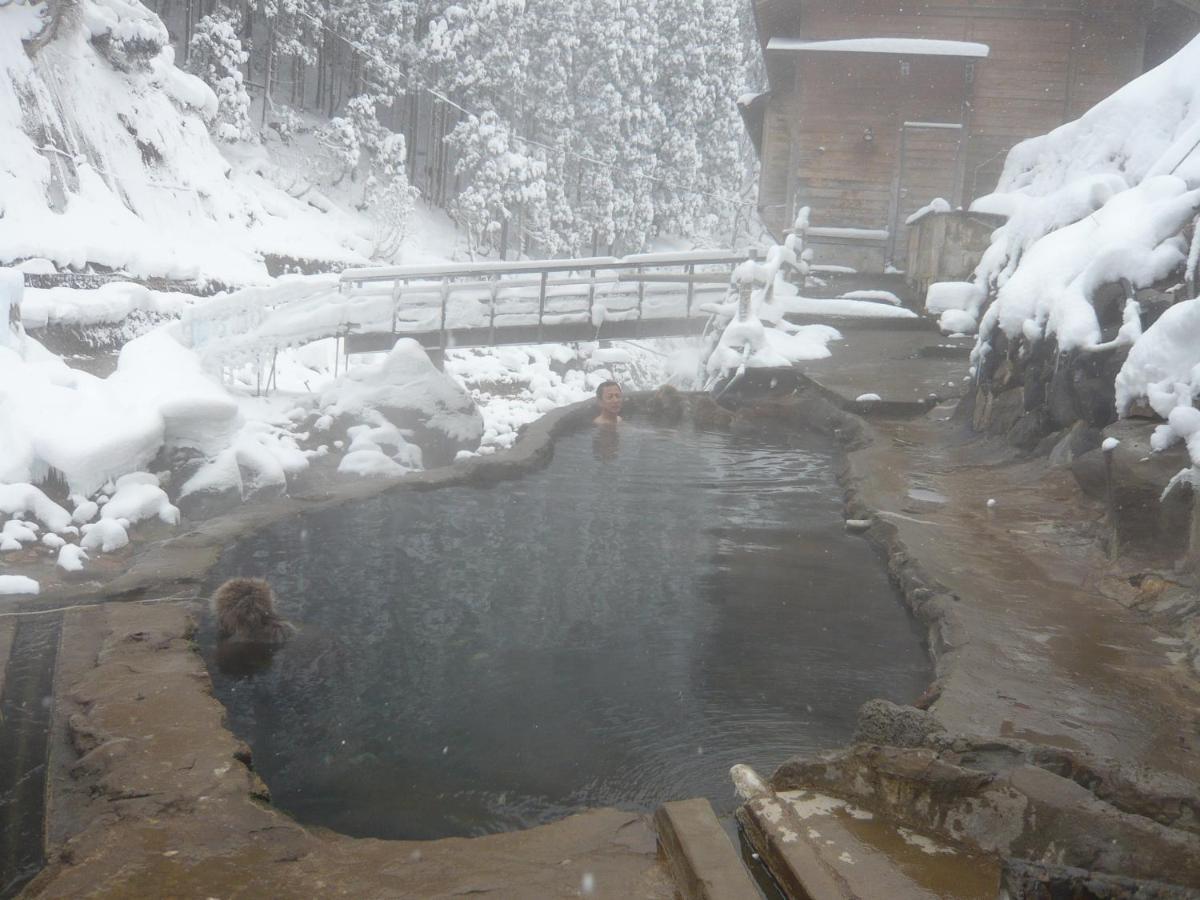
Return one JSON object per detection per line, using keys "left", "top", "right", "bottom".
{"left": 337, "top": 248, "right": 753, "bottom": 286}
{"left": 175, "top": 250, "right": 762, "bottom": 388}
{"left": 337, "top": 249, "right": 757, "bottom": 348}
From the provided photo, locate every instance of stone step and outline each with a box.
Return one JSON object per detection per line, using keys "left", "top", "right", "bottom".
{"left": 736, "top": 788, "right": 1000, "bottom": 900}
{"left": 654, "top": 798, "right": 763, "bottom": 900}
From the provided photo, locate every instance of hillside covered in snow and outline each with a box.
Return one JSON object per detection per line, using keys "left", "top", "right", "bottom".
{"left": 0, "top": 0, "right": 400, "bottom": 284}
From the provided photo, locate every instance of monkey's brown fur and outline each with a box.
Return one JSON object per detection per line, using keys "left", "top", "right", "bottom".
{"left": 211, "top": 577, "right": 294, "bottom": 643}
{"left": 645, "top": 384, "right": 686, "bottom": 424}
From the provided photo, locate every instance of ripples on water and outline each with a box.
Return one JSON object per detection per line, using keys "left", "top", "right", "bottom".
{"left": 204, "top": 423, "right": 930, "bottom": 840}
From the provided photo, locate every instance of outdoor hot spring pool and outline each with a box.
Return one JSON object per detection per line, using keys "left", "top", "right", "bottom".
{"left": 203, "top": 422, "right": 930, "bottom": 840}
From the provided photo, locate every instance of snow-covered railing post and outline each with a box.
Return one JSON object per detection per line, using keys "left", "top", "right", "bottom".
{"left": 636, "top": 266, "right": 647, "bottom": 330}
{"left": 685, "top": 263, "right": 696, "bottom": 320}
{"left": 391, "top": 280, "right": 403, "bottom": 333}
{"left": 488, "top": 275, "right": 500, "bottom": 346}
{"left": 439, "top": 277, "right": 450, "bottom": 351}
{"left": 536, "top": 271, "right": 549, "bottom": 342}
{"left": 736, "top": 268, "right": 754, "bottom": 322}
{"left": 1188, "top": 213, "right": 1200, "bottom": 300}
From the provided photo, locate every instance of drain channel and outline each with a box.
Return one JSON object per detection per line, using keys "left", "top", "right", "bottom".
{"left": 0, "top": 614, "right": 62, "bottom": 899}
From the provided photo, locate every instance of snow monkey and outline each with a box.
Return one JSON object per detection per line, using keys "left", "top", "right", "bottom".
{"left": 211, "top": 577, "right": 295, "bottom": 644}
{"left": 646, "top": 384, "right": 686, "bottom": 424}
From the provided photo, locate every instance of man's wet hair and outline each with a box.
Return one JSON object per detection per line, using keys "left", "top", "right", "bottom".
{"left": 596, "top": 380, "right": 621, "bottom": 400}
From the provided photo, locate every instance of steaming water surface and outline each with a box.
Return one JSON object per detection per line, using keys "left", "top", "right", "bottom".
{"left": 206, "top": 423, "right": 930, "bottom": 839}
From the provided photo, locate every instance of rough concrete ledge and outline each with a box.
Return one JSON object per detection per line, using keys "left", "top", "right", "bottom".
{"left": 770, "top": 744, "right": 1200, "bottom": 890}
{"left": 834, "top": 440, "right": 966, "bottom": 697}
{"left": 653, "top": 799, "right": 760, "bottom": 900}
{"left": 1001, "top": 858, "right": 1200, "bottom": 900}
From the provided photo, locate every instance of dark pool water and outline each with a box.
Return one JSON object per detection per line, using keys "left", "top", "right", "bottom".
{"left": 205, "top": 423, "right": 930, "bottom": 840}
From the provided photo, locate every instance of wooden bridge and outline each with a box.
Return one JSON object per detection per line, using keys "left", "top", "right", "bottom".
{"left": 336, "top": 249, "right": 755, "bottom": 357}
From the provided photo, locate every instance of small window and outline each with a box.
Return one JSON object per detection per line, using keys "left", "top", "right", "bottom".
{"left": 900, "top": 60, "right": 911, "bottom": 77}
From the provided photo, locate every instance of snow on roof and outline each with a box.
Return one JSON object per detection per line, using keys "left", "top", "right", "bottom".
{"left": 767, "top": 37, "right": 990, "bottom": 59}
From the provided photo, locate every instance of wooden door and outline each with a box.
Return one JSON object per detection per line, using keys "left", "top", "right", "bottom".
{"left": 888, "top": 123, "right": 964, "bottom": 265}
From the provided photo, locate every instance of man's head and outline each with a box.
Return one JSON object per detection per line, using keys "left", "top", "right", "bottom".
{"left": 595, "top": 380, "right": 623, "bottom": 418}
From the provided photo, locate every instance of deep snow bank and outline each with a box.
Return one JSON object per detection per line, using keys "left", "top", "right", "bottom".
{"left": 931, "top": 36, "right": 1200, "bottom": 345}
{"left": 926, "top": 36, "right": 1200, "bottom": 486}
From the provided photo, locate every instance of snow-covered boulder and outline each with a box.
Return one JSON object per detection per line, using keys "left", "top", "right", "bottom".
{"left": 317, "top": 339, "right": 484, "bottom": 467}
{"left": 0, "top": 575, "right": 39, "bottom": 596}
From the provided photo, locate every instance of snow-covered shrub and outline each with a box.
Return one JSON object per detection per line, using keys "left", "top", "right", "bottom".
{"left": 700, "top": 210, "right": 843, "bottom": 386}
{"left": 187, "top": 11, "right": 253, "bottom": 143}
{"left": 267, "top": 105, "right": 303, "bottom": 144}
{"left": 315, "top": 116, "right": 360, "bottom": 183}
{"left": 366, "top": 132, "right": 418, "bottom": 260}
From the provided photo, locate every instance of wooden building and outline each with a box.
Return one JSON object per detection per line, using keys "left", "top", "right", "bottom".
{"left": 743, "top": 0, "right": 1200, "bottom": 270}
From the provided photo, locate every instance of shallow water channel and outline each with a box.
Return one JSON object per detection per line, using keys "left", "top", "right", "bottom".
{"left": 205, "top": 423, "right": 930, "bottom": 840}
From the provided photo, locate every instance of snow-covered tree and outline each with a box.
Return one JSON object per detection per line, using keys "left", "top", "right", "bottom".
{"left": 609, "top": 0, "right": 662, "bottom": 253}
{"left": 652, "top": 0, "right": 706, "bottom": 238}
{"left": 188, "top": 10, "right": 254, "bottom": 143}
{"left": 696, "top": 0, "right": 750, "bottom": 244}
{"left": 424, "top": 0, "right": 527, "bottom": 119}
{"left": 447, "top": 111, "right": 549, "bottom": 256}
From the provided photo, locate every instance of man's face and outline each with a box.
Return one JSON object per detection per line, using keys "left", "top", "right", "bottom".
{"left": 599, "top": 385, "right": 623, "bottom": 416}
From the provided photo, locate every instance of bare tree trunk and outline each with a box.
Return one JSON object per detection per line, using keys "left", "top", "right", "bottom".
{"left": 183, "top": 0, "right": 194, "bottom": 62}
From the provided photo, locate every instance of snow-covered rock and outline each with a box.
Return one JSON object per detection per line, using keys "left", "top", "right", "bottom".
{"left": 318, "top": 339, "right": 484, "bottom": 467}
{"left": 0, "top": 575, "right": 39, "bottom": 595}
{"left": 80, "top": 518, "right": 130, "bottom": 553}
{"left": 57, "top": 543, "right": 89, "bottom": 572}
{"left": 101, "top": 478, "right": 180, "bottom": 525}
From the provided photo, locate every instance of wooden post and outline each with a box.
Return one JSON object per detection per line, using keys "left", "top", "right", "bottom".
{"left": 685, "top": 262, "right": 696, "bottom": 322}
{"left": 1104, "top": 445, "right": 1119, "bottom": 560}
{"left": 489, "top": 274, "right": 499, "bottom": 345}
{"left": 737, "top": 280, "right": 753, "bottom": 323}
{"left": 391, "top": 279, "right": 403, "bottom": 333}
{"left": 587, "top": 265, "right": 597, "bottom": 326}
{"left": 536, "top": 271, "right": 548, "bottom": 342}
{"left": 636, "top": 267, "right": 646, "bottom": 339}
{"left": 440, "top": 277, "right": 450, "bottom": 353}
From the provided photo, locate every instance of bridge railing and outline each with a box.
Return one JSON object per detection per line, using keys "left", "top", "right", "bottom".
{"left": 337, "top": 249, "right": 757, "bottom": 352}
